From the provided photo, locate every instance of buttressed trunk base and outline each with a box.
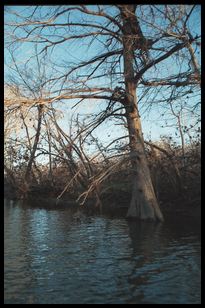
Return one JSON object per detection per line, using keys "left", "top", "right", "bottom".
{"left": 125, "top": 107, "right": 164, "bottom": 222}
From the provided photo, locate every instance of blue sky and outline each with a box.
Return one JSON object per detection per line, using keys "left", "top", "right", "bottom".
{"left": 4, "top": 5, "right": 201, "bottom": 156}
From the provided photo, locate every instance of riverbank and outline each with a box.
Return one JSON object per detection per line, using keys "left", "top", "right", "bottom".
{"left": 4, "top": 187, "right": 201, "bottom": 223}
{"left": 4, "top": 139, "right": 201, "bottom": 221}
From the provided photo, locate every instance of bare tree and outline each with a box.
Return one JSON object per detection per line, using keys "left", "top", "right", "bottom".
{"left": 4, "top": 5, "right": 201, "bottom": 221}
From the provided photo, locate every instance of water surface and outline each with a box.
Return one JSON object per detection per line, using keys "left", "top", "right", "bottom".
{"left": 4, "top": 199, "right": 201, "bottom": 304}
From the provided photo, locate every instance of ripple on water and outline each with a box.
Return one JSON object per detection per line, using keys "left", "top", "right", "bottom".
{"left": 4, "top": 201, "right": 201, "bottom": 304}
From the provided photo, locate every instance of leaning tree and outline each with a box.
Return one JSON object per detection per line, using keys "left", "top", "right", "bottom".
{"left": 4, "top": 5, "right": 201, "bottom": 221}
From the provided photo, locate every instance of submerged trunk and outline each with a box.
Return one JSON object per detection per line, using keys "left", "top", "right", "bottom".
{"left": 120, "top": 5, "right": 164, "bottom": 221}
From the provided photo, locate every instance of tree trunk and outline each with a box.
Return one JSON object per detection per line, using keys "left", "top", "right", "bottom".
{"left": 120, "top": 5, "right": 164, "bottom": 221}
{"left": 25, "top": 104, "right": 43, "bottom": 183}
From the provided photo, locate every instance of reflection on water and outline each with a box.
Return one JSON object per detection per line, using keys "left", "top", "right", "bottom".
{"left": 4, "top": 199, "right": 201, "bottom": 304}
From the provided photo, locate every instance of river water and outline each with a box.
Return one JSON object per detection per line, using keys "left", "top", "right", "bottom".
{"left": 4, "top": 199, "right": 201, "bottom": 304}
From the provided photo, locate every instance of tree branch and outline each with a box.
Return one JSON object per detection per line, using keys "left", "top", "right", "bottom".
{"left": 134, "top": 40, "right": 194, "bottom": 82}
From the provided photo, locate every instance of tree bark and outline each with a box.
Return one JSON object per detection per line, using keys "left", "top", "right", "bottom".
{"left": 120, "top": 5, "right": 164, "bottom": 221}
